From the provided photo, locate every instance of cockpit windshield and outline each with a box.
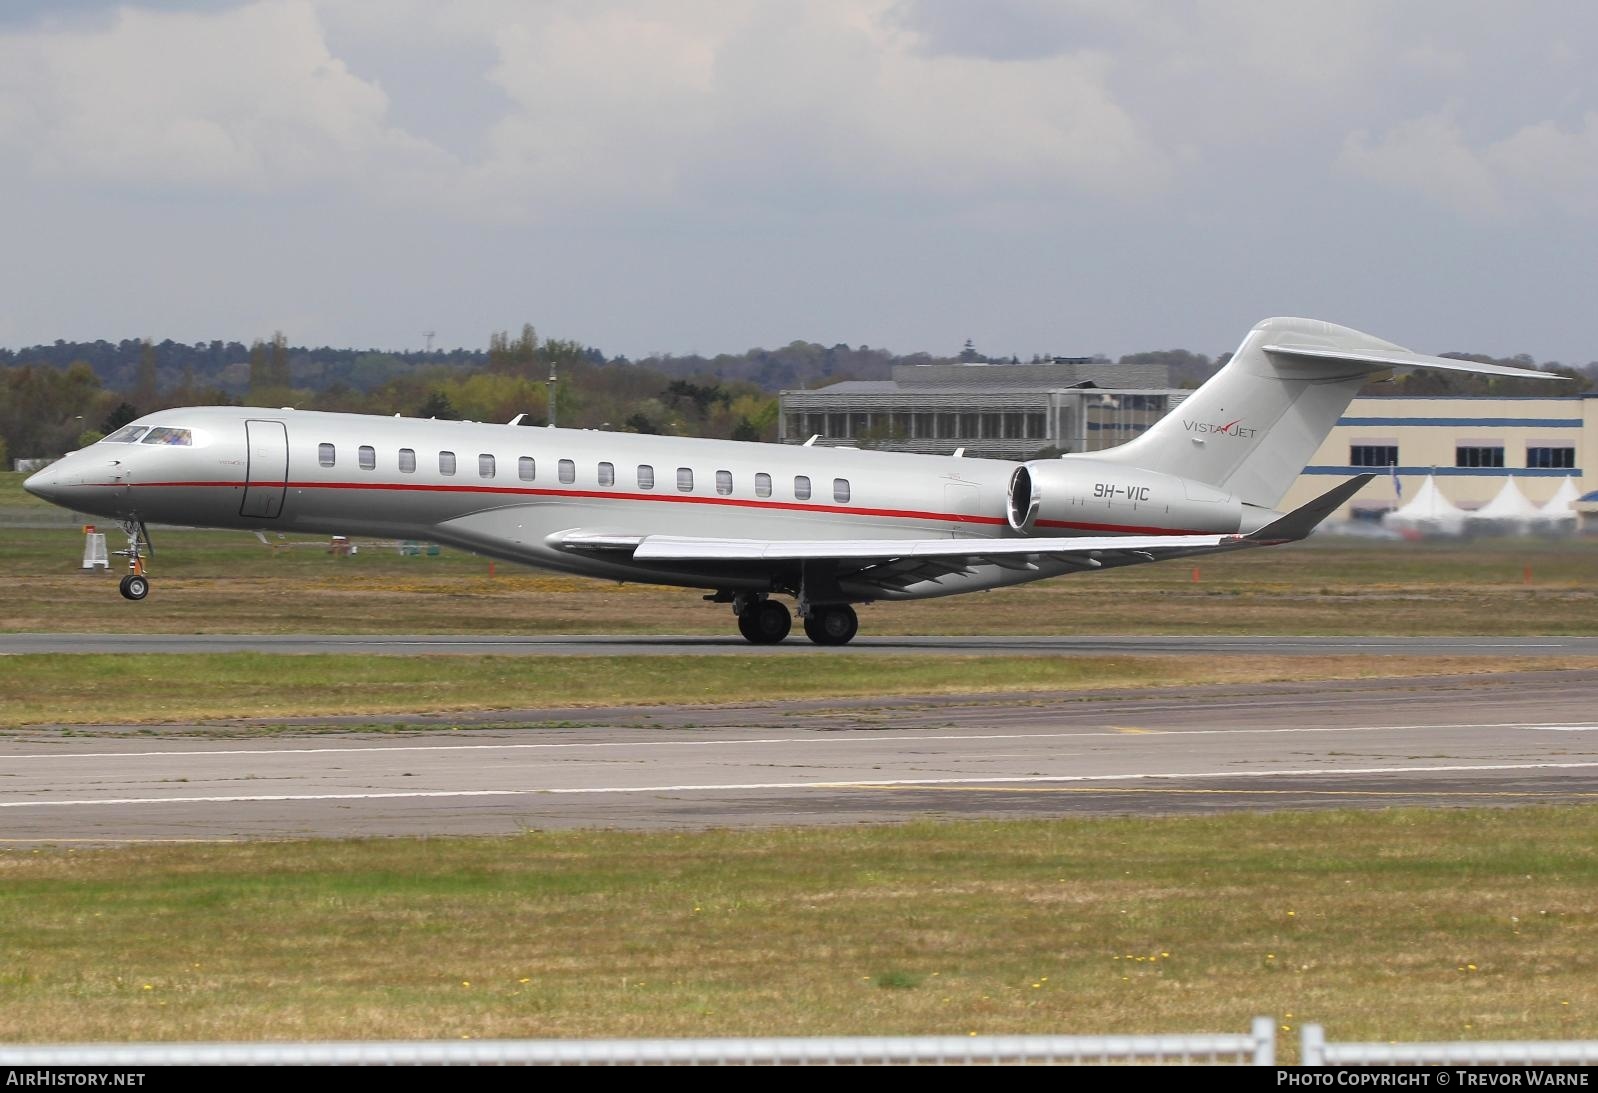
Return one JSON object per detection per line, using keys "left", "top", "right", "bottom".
{"left": 103, "top": 425, "right": 148, "bottom": 443}
{"left": 141, "top": 427, "right": 193, "bottom": 446}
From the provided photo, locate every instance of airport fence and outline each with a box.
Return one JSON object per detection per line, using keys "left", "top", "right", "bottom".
{"left": 1300, "top": 1024, "right": 1598, "bottom": 1066}
{"left": 1, "top": 1021, "right": 1277, "bottom": 1066}
{"left": 14, "top": 1023, "right": 1598, "bottom": 1066}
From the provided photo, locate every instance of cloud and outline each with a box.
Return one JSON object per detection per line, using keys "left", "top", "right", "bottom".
{"left": 0, "top": 0, "right": 247, "bottom": 29}
{"left": 1488, "top": 113, "right": 1598, "bottom": 218}
{"left": 0, "top": 0, "right": 1170, "bottom": 219}
{"left": 1341, "top": 109, "right": 1598, "bottom": 221}
{"left": 1340, "top": 112, "right": 1507, "bottom": 218}
{"left": 452, "top": 1, "right": 1168, "bottom": 219}
{"left": 0, "top": 0, "right": 450, "bottom": 192}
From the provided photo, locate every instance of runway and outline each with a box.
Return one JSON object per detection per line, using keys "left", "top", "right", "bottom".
{"left": 4, "top": 632, "right": 1598, "bottom": 657}
{"left": 3, "top": 670, "right": 1596, "bottom": 843}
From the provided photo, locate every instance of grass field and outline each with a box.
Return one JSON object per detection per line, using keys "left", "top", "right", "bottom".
{"left": 6, "top": 472, "right": 1597, "bottom": 1054}
{"left": 3, "top": 651, "right": 1583, "bottom": 729}
{"left": 1, "top": 808, "right": 1594, "bottom": 1055}
{"left": 4, "top": 520, "right": 1597, "bottom": 636}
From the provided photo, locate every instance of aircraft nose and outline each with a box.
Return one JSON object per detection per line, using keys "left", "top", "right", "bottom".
{"left": 22, "top": 455, "right": 122, "bottom": 517}
{"left": 22, "top": 462, "right": 64, "bottom": 503}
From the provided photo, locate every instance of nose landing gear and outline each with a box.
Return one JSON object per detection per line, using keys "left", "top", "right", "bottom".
{"left": 115, "top": 520, "right": 153, "bottom": 601}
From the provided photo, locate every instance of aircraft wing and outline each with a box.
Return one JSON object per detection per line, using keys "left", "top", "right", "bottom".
{"left": 551, "top": 475, "right": 1373, "bottom": 596}
{"left": 556, "top": 528, "right": 1242, "bottom": 596}
{"left": 625, "top": 531, "right": 1230, "bottom": 562}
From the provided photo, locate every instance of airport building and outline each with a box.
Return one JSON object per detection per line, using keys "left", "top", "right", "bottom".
{"left": 780, "top": 365, "right": 1597, "bottom": 526}
{"left": 1279, "top": 394, "right": 1595, "bottom": 522}
{"left": 778, "top": 357, "right": 1186, "bottom": 460}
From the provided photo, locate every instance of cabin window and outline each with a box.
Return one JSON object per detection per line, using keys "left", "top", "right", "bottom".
{"left": 677, "top": 467, "right": 694, "bottom": 492}
{"left": 318, "top": 443, "right": 335, "bottom": 467}
{"left": 637, "top": 464, "right": 655, "bottom": 490}
{"left": 358, "top": 445, "right": 376, "bottom": 470}
{"left": 755, "top": 472, "right": 772, "bottom": 498}
{"left": 104, "top": 425, "right": 148, "bottom": 443}
{"left": 794, "top": 475, "right": 811, "bottom": 500}
{"left": 439, "top": 450, "right": 456, "bottom": 476}
{"left": 479, "top": 453, "right": 495, "bottom": 478}
{"left": 399, "top": 448, "right": 416, "bottom": 473}
{"left": 598, "top": 462, "right": 615, "bottom": 486}
{"left": 518, "top": 456, "right": 535, "bottom": 481}
{"left": 833, "top": 478, "right": 851, "bottom": 504}
{"left": 142, "top": 427, "right": 193, "bottom": 446}
{"left": 716, "top": 470, "right": 733, "bottom": 495}
{"left": 559, "top": 459, "right": 575, "bottom": 484}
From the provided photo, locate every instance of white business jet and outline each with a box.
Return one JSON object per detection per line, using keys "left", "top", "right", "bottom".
{"left": 24, "top": 318, "right": 1556, "bottom": 644}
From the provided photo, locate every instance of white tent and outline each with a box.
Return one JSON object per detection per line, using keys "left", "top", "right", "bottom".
{"left": 1382, "top": 474, "right": 1467, "bottom": 537}
{"left": 1465, "top": 477, "right": 1541, "bottom": 536}
{"left": 1530, "top": 476, "right": 1581, "bottom": 536}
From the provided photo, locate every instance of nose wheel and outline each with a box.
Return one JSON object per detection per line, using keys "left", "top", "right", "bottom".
{"left": 114, "top": 519, "right": 154, "bottom": 601}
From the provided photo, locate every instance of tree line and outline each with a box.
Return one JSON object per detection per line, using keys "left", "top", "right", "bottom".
{"left": 1, "top": 326, "right": 1590, "bottom": 465}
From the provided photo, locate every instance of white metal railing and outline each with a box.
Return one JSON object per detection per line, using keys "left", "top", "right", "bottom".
{"left": 1301, "top": 1024, "right": 1598, "bottom": 1066}
{"left": 18, "top": 1022, "right": 1598, "bottom": 1066}
{"left": 0, "top": 1021, "right": 1276, "bottom": 1066}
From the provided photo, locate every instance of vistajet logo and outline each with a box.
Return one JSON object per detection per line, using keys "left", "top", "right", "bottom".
{"left": 1182, "top": 417, "right": 1258, "bottom": 439}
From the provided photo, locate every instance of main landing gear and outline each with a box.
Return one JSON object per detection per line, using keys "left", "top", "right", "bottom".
{"left": 802, "top": 604, "right": 858, "bottom": 646}
{"left": 115, "top": 520, "right": 153, "bottom": 601}
{"left": 728, "top": 594, "right": 859, "bottom": 646}
{"left": 736, "top": 597, "right": 791, "bottom": 644}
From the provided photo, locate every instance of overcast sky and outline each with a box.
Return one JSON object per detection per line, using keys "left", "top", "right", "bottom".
{"left": 3, "top": 1, "right": 1597, "bottom": 364}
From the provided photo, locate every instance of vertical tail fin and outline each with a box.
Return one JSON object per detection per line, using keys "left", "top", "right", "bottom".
{"left": 1092, "top": 317, "right": 1559, "bottom": 509}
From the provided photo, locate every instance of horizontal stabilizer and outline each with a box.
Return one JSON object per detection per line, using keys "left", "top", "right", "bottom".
{"left": 1246, "top": 474, "right": 1376, "bottom": 544}
{"left": 1094, "top": 318, "right": 1566, "bottom": 513}
{"left": 1262, "top": 343, "right": 1564, "bottom": 381}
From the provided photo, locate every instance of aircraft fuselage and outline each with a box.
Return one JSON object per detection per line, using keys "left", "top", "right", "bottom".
{"left": 25, "top": 405, "right": 1257, "bottom": 596}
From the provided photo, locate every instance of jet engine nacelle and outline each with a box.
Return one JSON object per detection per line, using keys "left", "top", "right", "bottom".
{"left": 1006, "top": 458, "right": 1249, "bottom": 535}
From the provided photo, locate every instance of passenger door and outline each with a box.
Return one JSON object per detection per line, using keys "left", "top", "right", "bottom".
{"left": 240, "top": 419, "right": 289, "bottom": 519}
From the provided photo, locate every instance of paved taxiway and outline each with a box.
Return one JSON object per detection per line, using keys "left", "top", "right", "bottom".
{"left": 3, "top": 670, "right": 1596, "bottom": 843}
{"left": 5, "top": 633, "right": 1598, "bottom": 656}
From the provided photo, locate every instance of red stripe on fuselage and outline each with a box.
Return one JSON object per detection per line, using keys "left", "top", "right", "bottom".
{"left": 119, "top": 479, "right": 1213, "bottom": 536}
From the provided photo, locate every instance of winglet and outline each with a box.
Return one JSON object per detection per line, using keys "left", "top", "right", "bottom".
{"left": 1245, "top": 474, "right": 1376, "bottom": 543}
